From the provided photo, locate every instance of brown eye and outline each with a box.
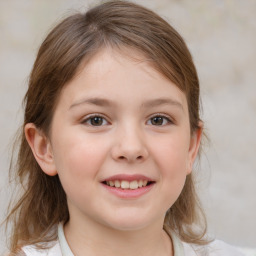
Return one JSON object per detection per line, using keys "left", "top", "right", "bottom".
{"left": 151, "top": 117, "right": 164, "bottom": 125}
{"left": 83, "top": 116, "right": 108, "bottom": 126}
{"left": 90, "top": 117, "right": 103, "bottom": 126}
{"left": 148, "top": 115, "right": 171, "bottom": 126}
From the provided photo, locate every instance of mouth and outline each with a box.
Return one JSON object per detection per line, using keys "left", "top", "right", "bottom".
{"left": 101, "top": 175, "right": 155, "bottom": 198}
{"left": 102, "top": 180, "right": 155, "bottom": 190}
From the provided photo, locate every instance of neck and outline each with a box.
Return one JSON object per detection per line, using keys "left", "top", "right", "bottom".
{"left": 64, "top": 217, "right": 173, "bottom": 256}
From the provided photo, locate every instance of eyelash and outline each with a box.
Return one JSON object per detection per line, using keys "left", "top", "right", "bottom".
{"left": 147, "top": 114, "right": 173, "bottom": 126}
{"left": 81, "top": 113, "right": 173, "bottom": 127}
{"left": 81, "top": 114, "right": 110, "bottom": 126}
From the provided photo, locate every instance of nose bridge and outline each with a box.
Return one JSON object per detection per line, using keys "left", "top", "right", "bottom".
{"left": 112, "top": 120, "right": 148, "bottom": 162}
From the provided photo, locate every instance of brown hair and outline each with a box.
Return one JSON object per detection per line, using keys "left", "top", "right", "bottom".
{"left": 5, "top": 0, "right": 208, "bottom": 253}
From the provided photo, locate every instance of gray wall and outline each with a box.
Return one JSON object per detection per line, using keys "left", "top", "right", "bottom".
{"left": 1, "top": 0, "right": 255, "bottom": 253}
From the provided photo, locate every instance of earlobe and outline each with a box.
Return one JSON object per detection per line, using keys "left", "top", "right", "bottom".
{"left": 24, "top": 123, "right": 57, "bottom": 176}
{"left": 187, "top": 123, "right": 203, "bottom": 175}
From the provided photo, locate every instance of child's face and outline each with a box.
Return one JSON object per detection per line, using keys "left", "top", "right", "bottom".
{"left": 42, "top": 48, "right": 201, "bottom": 231}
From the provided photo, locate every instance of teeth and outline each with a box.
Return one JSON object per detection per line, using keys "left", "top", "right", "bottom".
{"left": 121, "top": 180, "right": 129, "bottom": 189}
{"left": 114, "top": 180, "right": 121, "bottom": 188}
{"left": 129, "top": 180, "right": 139, "bottom": 190}
{"left": 138, "top": 180, "right": 143, "bottom": 188}
{"left": 105, "top": 180, "right": 150, "bottom": 189}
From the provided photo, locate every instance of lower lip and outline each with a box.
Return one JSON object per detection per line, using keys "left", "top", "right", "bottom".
{"left": 101, "top": 183, "right": 155, "bottom": 199}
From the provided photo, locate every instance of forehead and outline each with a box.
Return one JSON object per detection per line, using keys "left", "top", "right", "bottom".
{"left": 74, "top": 46, "right": 180, "bottom": 84}
{"left": 58, "top": 47, "right": 188, "bottom": 110}
{"left": 74, "top": 47, "right": 182, "bottom": 88}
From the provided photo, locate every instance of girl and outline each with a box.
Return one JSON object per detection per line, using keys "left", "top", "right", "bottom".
{"left": 5, "top": 1, "right": 244, "bottom": 255}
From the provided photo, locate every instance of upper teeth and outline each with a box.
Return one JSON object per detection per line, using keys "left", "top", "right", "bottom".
{"left": 106, "top": 180, "right": 148, "bottom": 189}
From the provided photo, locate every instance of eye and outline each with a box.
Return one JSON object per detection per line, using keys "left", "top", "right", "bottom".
{"left": 82, "top": 115, "right": 108, "bottom": 126}
{"left": 147, "top": 115, "right": 172, "bottom": 126}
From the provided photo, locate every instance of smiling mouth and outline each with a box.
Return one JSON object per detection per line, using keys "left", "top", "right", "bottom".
{"left": 102, "top": 180, "right": 155, "bottom": 190}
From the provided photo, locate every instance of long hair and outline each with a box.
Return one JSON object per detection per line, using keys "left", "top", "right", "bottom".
{"left": 5, "top": 0, "right": 208, "bottom": 253}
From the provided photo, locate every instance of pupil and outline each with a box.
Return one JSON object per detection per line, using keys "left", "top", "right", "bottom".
{"left": 91, "top": 117, "right": 103, "bottom": 126}
{"left": 152, "top": 117, "right": 163, "bottom": 125}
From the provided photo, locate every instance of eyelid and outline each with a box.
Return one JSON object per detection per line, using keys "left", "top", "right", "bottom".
{"left": 146, "top": 113, "right": 174, "bottom": 125}
{"left": 81, "top": 113, "right": 110, "bottom": 126}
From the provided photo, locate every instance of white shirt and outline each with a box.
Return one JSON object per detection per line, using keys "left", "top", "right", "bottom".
{"left": 22, "top": 223, "right": 245, "bottom": 256}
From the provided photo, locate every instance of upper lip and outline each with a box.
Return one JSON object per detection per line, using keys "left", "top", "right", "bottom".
{"left": 103, "top": 174, "right": 154, "bottom": 182}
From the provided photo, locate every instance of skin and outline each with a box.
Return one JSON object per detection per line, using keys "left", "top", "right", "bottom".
{"left": 25, "top": 48, "right": 202, "bottom": 256}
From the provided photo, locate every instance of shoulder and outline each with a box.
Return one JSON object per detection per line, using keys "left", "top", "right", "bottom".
{"left": 21, "top": 242, "right": 61, "bottom": 256}
{"left": 182, "top": 239, "right": 246, "bottom": 256}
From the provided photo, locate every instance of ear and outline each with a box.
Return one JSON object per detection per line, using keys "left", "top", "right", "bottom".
{"left": 187, "top": 122, "right": 203, "bottom": 175}
{"left": 25, "top": 123, "right": 57, "bottom": 176}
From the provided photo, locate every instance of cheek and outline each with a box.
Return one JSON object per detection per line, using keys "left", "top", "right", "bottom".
{"left": 152, "top": 134, "right": 190, "bottom": 171}
{"left": 52, "top": 134, "right": 109, "bottom": 206}
{"left": 160, "top": 147, "right": 188, "bottom": 188}
{"left": 52, "top": 131, "right": 109, "bottom": 181}
{"left": 150, "top": 134, "right": 190, "bottom": 192}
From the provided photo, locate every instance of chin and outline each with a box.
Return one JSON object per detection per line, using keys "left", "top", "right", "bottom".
{"left": 101, "top": 213, "right": 158, "bottom": 232}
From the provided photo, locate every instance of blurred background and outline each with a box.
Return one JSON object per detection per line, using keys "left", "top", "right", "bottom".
{"left": 0, "top": 0, "right": 255, "bottom": 254}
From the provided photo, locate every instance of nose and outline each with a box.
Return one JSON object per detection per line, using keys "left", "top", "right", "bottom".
{"left": 111, "top": 124, "right": 149, "bottom": 163}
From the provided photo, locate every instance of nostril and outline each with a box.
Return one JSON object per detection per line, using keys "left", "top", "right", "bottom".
{"left": 115, "top": 154, "right": 146, "bottom": 162}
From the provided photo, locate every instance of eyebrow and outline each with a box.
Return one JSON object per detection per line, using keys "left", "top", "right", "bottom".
{"left": 141, "top": 98, "right": 184, "bottom": 111}
{"left": 70, "top": 97, "right": 184, "bottom": 111}
{"left": 70, "top": 97, "right": 114, "bottom": 109}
